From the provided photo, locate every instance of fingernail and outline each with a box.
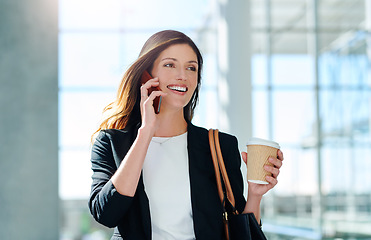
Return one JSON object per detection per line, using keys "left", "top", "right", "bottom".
{"left": 266, "top": 176, "right": 273, "bottom": 180}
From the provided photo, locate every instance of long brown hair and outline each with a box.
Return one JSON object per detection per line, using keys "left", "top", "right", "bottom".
{"left": 94, "top": 30, "right": 203, "bottom": 135}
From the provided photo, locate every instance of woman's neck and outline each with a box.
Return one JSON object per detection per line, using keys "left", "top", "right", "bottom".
{"left": 154, "top": 110, "right": 188, "bottom": 137}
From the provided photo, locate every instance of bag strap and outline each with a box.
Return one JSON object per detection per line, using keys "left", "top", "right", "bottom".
{"left": 208, "top": 129, "right": 238, "bottom": 213}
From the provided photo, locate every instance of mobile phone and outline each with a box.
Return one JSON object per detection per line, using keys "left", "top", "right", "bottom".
{"left": 141, "top": 70, "right": 162, "bottom": 114}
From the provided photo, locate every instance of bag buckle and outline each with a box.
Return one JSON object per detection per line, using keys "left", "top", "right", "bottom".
{"left": 223, "top": 211, "right": 228, "bottom": 222}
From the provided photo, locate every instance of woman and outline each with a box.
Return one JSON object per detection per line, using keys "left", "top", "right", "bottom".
{"left": 89, "top": 30, "right": 284, "bottom": 240}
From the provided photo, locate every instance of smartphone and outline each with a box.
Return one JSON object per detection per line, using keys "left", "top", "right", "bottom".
{"left": 141, "top": 70, "right": 162, "bottom": 114}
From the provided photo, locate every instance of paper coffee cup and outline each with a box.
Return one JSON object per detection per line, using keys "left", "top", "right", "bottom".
{"left": 246, "top": 138, "right": 280, "bottom": 184}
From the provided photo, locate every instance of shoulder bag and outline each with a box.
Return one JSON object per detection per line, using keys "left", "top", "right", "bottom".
{"left": 208, "top": 129, "right": 267, "bottom": 240}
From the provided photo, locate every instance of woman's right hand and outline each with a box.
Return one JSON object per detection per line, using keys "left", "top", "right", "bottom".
{"left": 111, "top": 78, "right": 166, "bottom": 198}
{"left": 139, "top": 77, "right": 166, "bottom": 133}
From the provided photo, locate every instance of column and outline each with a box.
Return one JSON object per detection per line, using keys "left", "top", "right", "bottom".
{"left": 217, "top": 0, "right": 252, "bottom": 150}
{"left": 367, "top": 0, "right": 371, "bottom": 142}
{"left": 0, "top": 0, "right": 59, "bottom": 239}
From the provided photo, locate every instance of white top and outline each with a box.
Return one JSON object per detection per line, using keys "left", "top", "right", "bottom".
{"left": 142, "top": 132, "right": 196, "bottom": 240}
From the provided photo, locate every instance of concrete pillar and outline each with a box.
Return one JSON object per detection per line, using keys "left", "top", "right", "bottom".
{"left": 366, "top": 0, "right": 371, "bottom": 140}
{"left": 217, "top": 0, "right": 252, "bottom": 149}
{"left": 0, "top": 0, "right": 59, "bottom": 239}
{"left": 366, "top": 0, "right": 371, "bottom": 31}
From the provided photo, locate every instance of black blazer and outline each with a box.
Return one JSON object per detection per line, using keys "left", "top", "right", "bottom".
{"left": 89, "top": 122, "right": 246, "bottom": 240}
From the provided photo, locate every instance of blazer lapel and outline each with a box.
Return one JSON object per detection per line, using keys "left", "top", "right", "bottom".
{"left": 137, "top": 174, "right": 151, "bottom": 240}
{"left": 187, "top": 123, "right": 224, "bottom": 239}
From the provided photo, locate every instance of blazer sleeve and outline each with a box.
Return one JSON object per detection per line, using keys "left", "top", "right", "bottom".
{"left": 88, "top": 130, "right": 134, "bottom": 228}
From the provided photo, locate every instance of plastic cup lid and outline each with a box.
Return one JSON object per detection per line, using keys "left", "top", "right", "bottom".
{"left": 246, "top": 137, "right": 280, "bottom": 149}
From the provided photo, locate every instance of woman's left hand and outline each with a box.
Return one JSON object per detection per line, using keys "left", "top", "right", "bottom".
{"left": 241, "top": 150, "right": 284, "bottom": 197}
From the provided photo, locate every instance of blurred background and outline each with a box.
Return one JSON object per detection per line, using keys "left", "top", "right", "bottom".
{"left": 1, "top": 0, "right": 371, "bottom": 239}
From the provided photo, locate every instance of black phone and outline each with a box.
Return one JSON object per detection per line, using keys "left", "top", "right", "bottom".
{"left": 141, "top": 70, "right": 162, "bottom": 114}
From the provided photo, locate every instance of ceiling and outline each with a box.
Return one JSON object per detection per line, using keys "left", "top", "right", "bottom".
{"left": 250, "top": 0, "right": 367, "bottom": 54}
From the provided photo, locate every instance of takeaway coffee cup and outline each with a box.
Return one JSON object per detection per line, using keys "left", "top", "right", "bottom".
{"left": 246, "top": 138, "right": 280, "bottom": 184}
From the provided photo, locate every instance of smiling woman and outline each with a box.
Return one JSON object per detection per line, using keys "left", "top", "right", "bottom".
{"left": 88, "top": 30, "right": 284, "bottom": 240}
{"left": 58, "top": 2, "right": 222, "bottom": 240}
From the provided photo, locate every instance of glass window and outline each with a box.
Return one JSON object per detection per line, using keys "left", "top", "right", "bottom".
{"left": 59, "top": 91, "right": 116, "bottom": 148}
{"left": 59, "top": 0, "right": 122, "bottom": 30}
{"left": 119, "top": 0, "right": 213, "bottom": 30}
{"left": 252, "top": 90, "right": 269, "bottom": 139}
{"left": 59, "top": 150, "right": 93, "bottom": 199}
{"left": 251, "top": 0, "right": 371, "bottom": 238}
{"left": 251, "top": 54, "right": 268, "bottom": 86}
{"left": 272, "top": 90, "right": 315, "bottom": 145}
{"left": 59, "top": 33, "right": 122, "bottom": 88}
{"left": 271, "top": 54, "right": 314, "bottom": 86}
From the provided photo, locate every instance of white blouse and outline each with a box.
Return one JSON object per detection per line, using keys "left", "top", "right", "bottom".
{"left": 142, "top": 132, "right": 196, "bottom": 240}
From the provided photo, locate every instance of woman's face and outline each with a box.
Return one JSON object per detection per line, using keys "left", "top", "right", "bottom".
{"left": 151, "top": 44, "right": 198, "bottom": 112}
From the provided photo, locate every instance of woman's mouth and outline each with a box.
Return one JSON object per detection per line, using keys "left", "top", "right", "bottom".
{"left": 167, "top": 85, "right": 188, "bottom": 93}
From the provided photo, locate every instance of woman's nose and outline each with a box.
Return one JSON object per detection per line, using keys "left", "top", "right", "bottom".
{"left": 176, "top": 68, "right": 187, "bottom": 81}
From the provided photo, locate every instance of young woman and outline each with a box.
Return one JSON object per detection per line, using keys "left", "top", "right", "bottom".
{"left": 89, "top": 30, "right": 284, "bottom": 240}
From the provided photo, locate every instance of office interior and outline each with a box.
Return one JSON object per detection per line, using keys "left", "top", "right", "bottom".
{"left": 1, "top": 0, "right": 370, "bottom": 239}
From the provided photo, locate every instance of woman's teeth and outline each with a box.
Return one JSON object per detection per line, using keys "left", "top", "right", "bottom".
{"left": 168, "top": 86, "right": 187, "bottom": 92}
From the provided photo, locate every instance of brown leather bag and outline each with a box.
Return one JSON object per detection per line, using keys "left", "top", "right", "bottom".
{"left": 208, "top": 129, "right": 267, "bottom": 240}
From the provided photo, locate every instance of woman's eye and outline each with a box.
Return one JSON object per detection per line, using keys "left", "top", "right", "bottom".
{"left": 164, "top": 63, "right": 174, "bottom": 68}
{"left": 188, "top": 66, "right": 197, "bottom": 72}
